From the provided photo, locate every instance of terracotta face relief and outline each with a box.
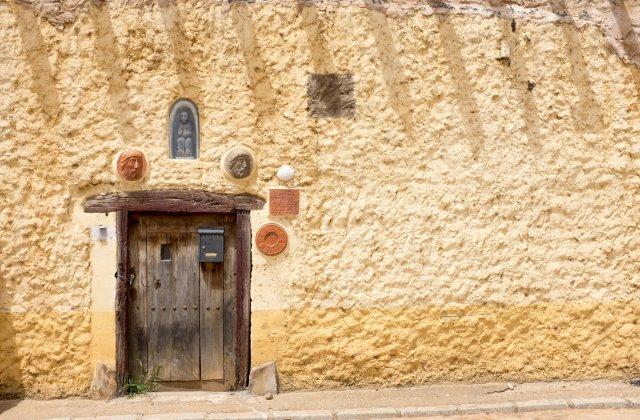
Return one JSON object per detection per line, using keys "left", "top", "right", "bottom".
{"left": 117, "top": 149, "right": 147, "bottom": 182}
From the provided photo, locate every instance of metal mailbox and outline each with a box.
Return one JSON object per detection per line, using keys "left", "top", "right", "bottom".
{"left": 198, "top": 227, "right": 224, "bottom": 263}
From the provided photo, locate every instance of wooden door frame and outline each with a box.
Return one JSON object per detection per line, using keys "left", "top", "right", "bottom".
{"left": 84, "top": 190, "right": 265, "bottom": 392}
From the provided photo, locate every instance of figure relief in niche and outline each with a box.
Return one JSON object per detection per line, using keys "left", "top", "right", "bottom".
{"left": 169, "top": 99, "right": 199, "bottom": 159}
{"left": 177, "top": 110, "right": 193, "bottom": 157}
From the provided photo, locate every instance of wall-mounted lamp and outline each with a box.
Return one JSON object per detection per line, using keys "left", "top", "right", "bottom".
{"left": 90, "top": 225, "right": 115, "bottom": 242}
{"left": 276, "top": 164, "right": 295, "bottom": 182}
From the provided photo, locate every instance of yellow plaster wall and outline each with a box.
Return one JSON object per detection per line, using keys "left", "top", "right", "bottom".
{"left": 1, "top": 0, "right": 640, "bottom": 397}
{"left": 79, "top": 208, "right": 117, "bottom": 366}
{"left": 252, "top": 301, "right": 640, "bottom": 390}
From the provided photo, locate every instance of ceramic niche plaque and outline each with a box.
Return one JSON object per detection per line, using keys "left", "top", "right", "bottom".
{"left": 256, "top": 223, "right": 288, "bottom": 256}
{"left": 169, "top": 99, "right": 199, "bottom": 159}
{"left": 116, "top": 149, "right": 147, "bottom": 182}
{"left": 223, "top": 147, "right": 254, "bottom": 180}
{"left": 269, "top": 189, "right": 300, "bottom": 216}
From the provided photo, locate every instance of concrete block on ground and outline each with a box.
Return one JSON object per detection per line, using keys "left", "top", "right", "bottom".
{"left": 568, "top": 397, "right": 628, "bottom": 409}
{"left": 89, "top": 362, "right": 117, "bottom": 400}
{"left": 515, "top": 399, "right": 569, "bottom": 412}
{"left": 270, "top": 410, "right": 333, "bottom": 420}
{"left": 335, "top": 407, "right": 398, "bottom": 419}
{"left": 456, "top": 402, "right": 517, "bottom": 414}
{"left": 398, "top": 406, "right": 458, "bottom": 417}
{"left": 248, "top": 361, "right": 279, "bottom": 396}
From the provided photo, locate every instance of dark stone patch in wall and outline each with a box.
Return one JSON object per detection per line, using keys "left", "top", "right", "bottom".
{"left": 307, "top": 73, "right": 355, "bottom": 119}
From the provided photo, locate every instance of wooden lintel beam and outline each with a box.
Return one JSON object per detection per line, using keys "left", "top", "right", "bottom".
{"left": 83, "top": 190, "right": 265, "bottom": 213}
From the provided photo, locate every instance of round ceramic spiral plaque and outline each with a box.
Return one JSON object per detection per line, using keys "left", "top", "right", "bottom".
{"left": 256, "top": 223, "right": 288, "bottom": 256}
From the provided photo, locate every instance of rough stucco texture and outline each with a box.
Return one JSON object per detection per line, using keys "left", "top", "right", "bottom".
{"left": 2, "top": 0, "right": 640, "bottom": 397}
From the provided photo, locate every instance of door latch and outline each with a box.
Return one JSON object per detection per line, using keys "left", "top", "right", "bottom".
{"left": 114, "top": 264, "right": 136, "bottom": 285}
{"left": 128, "top": 267, "right": 136, "bottom": 285}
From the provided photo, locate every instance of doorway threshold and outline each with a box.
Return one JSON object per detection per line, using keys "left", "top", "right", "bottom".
{"left": 118, "top": 389, "right": 248, "bottom": 404}
{"left": 155, "top": 380, "right": 226, "bottom": 393}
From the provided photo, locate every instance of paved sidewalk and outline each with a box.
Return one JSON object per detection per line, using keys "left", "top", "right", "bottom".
{"left": 2, "top": 380, "right": 640, "bottom": 419}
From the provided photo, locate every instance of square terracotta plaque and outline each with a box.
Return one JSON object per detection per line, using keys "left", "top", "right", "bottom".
{"left": 269, "top": 189, "right": 300, "bottom": 216}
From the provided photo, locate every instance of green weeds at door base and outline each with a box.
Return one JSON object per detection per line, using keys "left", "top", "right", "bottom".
{"left": 123, "top": 365, "right": 161, "bottom": 397}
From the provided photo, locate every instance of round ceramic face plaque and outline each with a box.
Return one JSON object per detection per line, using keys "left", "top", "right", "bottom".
{"left": 256, "top": 223, "right": 288, "bottom": 256}
{"left": 223, "top": 147, "right": 254, "bottom": 180}
{"left": 117, "top": 149, "right": 147, "bottom": 182}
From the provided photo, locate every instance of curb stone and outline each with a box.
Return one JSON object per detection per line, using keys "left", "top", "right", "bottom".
{"left": 514, "top": 399, "right": 570, "bottom": 412}
{"left": 207, "top": 413, "right": 268, "bottom": 420}
{"left": 626, "top": 397, "right": 640, "bottom": 408}
{"left": 456, "top": 402, "right": 517, "bottom": 414}
{"left": 270, "top": 410, "right": 333, "bottom": 419}
{"left": 47, "top": 397, "right": 640, "bottom": 419}
{"left": 96, "top": 417, "right": 139, "bottom": 420}
{"left": 335, "top": 407, "right": 398, "bottom": 419}
{"left": 567, "top": 397, "right": 628, "bottom": 409}
{"left": 398, "top": 406, "right": 458, "bottom": 417}
{"left": 52, "top": 417, "right": 138, "bottom": 420}
{"left": 146, "top": 414, "right": 207, "bottom": 420}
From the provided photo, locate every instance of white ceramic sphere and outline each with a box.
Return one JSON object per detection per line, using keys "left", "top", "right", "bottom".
{"left": 276, "top": 164, "right": 295, "bottom": 182}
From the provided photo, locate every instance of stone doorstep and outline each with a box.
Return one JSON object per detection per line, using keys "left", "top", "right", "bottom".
{"left": 46, "top": 396, "right": 640, "bottom": 419}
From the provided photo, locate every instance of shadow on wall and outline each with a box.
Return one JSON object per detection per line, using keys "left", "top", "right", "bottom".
{"left": 88, "top": 2, "right": 137, "bottom": 144}
{"left": 158, "top": 0, "right": 203, "bottom": 104}
{"left": 551, "top": 0, "right": 604, "bottom": 132}
{"left": 10, "top": 2, "right": 60, "bottom": 123}
{"left": 418, "top": 0, "right": 610, "bottom": 156}
{"left": 366, "top": 8, "right": 416, "bottom": 140}
{"left": 430, "top": 11, "right": 487, "bottom": 159}
{"left": 495, "top": 18, "right": 543, "bottom": 155}
{"left": 609, "top": 0, "right": 640, "bottom": 60}
{"left": 297, "top": 1, "right": 337, "bottom": 74}
{"left": 230, "top": 1, "right": 277, "bottom": 121}
{"left": 608, "top": 0, "right": 640, "bottom": 104}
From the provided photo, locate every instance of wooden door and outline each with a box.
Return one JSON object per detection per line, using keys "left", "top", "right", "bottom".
{"left": 127, "top": 214, "right": 234, "bottom": 387}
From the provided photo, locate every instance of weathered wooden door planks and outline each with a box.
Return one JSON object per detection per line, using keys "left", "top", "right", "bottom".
{"left": 200, "top": 262, "right": 224, "bottom": 380}
{"left": 171, "top": 232, "right": 200, "bottom": 381}
{"left": 127, "top": 217, "right": 148, "bottom": 379}
{"left": 127, "top": 214, "right": 231, "bottom": 387}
